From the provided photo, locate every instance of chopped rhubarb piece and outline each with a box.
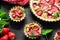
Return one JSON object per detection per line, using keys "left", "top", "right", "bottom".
{"left": 48, "top": 15, "right": 52, "bottom": 18}
{"left": 48, "top": 5, "right": 59, "bottom": 15}
{"left": 34, "top": 31, "right": 40, "bottom": 36}
{"left": 40, "top": 0, "right": 46, "bottom": 4}
{"left": 12, "top": 10, "right": 17, "bottom": 13}
{"left": 51, "top": 6, "right": 59, "bottom": 12}
{"left": 33, "top": 3, "right": 37, "bottom": 8}
{"left": 34, "top": 25, "right": 39, "bottom": 31}
{"left": 36, "top": 10, "right": 43, "bottom": 16}
{"left": 48, "top": 0, "right": 55, "bottom": 5}
{"left": 48, "top": 11, "right": 53, "bottom": 15}
{"left": 55, "top": 0, "right": 60, "bottom": 3}
{"left": 27, "top": 31, "right": 32, "bottom": 34}
{"left": 38, "top": 3, "right": 44, "bottom": 7}
{"left": 18, "top": 14, "right": 23, "bottom": 18}
{"left": 12, "top": 14, "right": 16, "bottom": 18}
{"left": 42, "top": 5, "right": 49, "bottom": 11}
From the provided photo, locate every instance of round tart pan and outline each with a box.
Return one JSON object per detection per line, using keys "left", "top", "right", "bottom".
{"left": 30, "top": 0, "right": 60, "bottom": 22}
{"left": 24, "top": 22, "right": 41, "bottom": 39}
{"left": 9, "top": 6, "right": 26, "bottom": 22}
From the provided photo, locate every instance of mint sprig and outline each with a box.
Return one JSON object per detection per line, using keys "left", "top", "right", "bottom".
{"left": 52, "top": 11, "right": 59, "bottom": 19}
{"left": 22, "top": 9, "right": 26, "bottom": 14}
{"left": 0, "top": 8, "right": 9, "bottom": 32}
{"left": 28, "top": 33, "right": 36, "bottom": 37}
{"left": 41, "top": 29, "right": 53, "bottom": 35}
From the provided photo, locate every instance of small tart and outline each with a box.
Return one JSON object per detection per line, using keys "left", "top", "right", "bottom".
{"left": 30, "top": 0, "right": 60, "bottom": 22}
{"left": 9, "top": 6, "right": 26, "bottom": 22}
{"left": 54, "top": 30, "right": 60, "bottom": 40}
{"left": 24, "top": 22, "right": 41, "bottom": 39}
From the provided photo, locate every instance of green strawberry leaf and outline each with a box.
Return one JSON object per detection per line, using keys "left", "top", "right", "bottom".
{"left": 41, "top": 29, "right": 53, "bottom": 35}
{"left": 28, "top": 33, "right": 36, "bottom": 37}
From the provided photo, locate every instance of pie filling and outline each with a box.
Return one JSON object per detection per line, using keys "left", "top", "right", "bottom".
{"left": 25, "top": 23, "right": 41, "bottom": 38}
{"left": 32, "top": 0, "right": 60, "bottom": 19}
{"left": 11, "top": 9, "right": 23, "bottom": 20}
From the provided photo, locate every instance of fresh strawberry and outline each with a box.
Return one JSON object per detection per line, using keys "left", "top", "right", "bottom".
{"left": 56, "top": 37, "right": 60, "bottom": 40}
{"left": 8, "top": 32, "right": 15, "bottom": 40}
{"left": 36, "top": 10, "right": 43, "bottom": 16}
{"left": 57, "top": 30, "right": 60, "bottom": 36}
{"left": 2, "top": 28, "right": 10, "bottom": 35}
{"left": 48, "top": 0, "right": 55, "bottom": 5}
{"left": 0, "top": 35, "right": 8, "bottom": 40}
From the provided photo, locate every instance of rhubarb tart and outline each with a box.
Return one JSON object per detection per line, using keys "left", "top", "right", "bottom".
{"left": 30, "top": 0, "right": 60, "bottom": 22}
{"left": 9, "top": 6, "right": 26, "bottom": 22}
{"left": 24, "top": 22, "right": 41, "bottom": 39}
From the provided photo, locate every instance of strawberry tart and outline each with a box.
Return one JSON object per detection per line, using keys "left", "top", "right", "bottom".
{"left": 24, "top": 22, "right": 41, "bottom": 39}
{"left": 30, "top": 0, "right": 60, "bottom": 22}
{"left": 9, "top": 6, "right": 26, "bottom": 22}
{"left": 54, "top": 30, "right": 60, "bottom": 40}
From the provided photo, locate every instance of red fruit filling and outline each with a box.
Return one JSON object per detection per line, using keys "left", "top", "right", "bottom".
{"left": 55, "top": 0, "right": 60, "bottom": 3}
{"left": 40, "top": 0, "right": 46, "bottom": 4}
{"left": 36, "top": 10, "right": 43, "bottom": 16}
{"left": 33, "top": 25, "right": 39, "bottom": 31}
{"left": 26, "top": 25, "right": 40, "bottom": 36}
{"left": 18, "top": 0, "right": 29, "bottom": 6}
{"left": 48, "top": 15, "right": 52, "bottom": 18}
{"left": 48, "top": 5, "right": 59, "bottom": 15}
{"left": 0, "top": 35, "right": 8, "bottom": 40}
{"left": 48, "top": 0, "right": 55, "bottom": 5}
{"left": 33, "top": 3, "right": 37, "bottom": 8}
{"left": 12, "top": 10, "right": 23, "bottom": 18}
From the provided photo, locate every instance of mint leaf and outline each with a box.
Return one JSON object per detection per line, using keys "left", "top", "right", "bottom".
{"left": 52, "top": 11, "right": 59, "bottom": 19}
{"left": 41, "top": 29, "right": 53, "bottom": 35}
{"left": 23, "top": 9, "right": 26, "bottom": 14}
{"left": 28, "top": 33, "right": 36, "bottom": 37}
{"left": 0, "top": 8, "right": 9, "bottom": 29}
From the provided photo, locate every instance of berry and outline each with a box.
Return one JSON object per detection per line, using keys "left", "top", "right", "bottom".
{"left": 2, "top": 28, "right": 10, "bottom": 35}
{"left": 0, "top": 35, "right": 8, "bottom": 40}
{"left": 8, "top": 32, "right": 15, "bottom": 40}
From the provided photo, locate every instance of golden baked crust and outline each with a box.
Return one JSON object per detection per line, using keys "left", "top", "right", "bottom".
{"left": 30, "top": 0, "right": 60, "bottom": 22}
{"left": 9, "top": 6, "right": 26, "bottom": 22}
{"left": 24, "top": 22, "right": 41, "bottom": 39}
